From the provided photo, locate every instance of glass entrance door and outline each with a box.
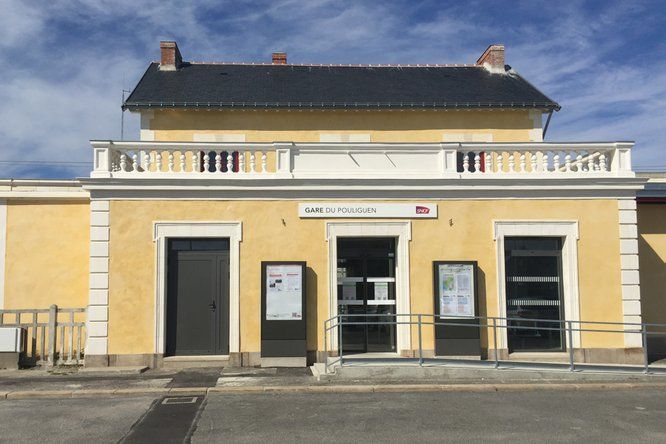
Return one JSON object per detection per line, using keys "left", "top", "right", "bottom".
{"left": 337, "top": 238, "right": 396, "bottom": 354}
{"left": 504, "top": 237, "right": 565, "bottom": 352}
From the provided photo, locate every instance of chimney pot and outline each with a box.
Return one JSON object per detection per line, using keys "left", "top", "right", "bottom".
{"left": 160, "top": 41, "right": 183, "bottom": 71}
{"left": 272, "top": 52, "right": 287, "bottom": 65}
{"left": 476, "top": 44, "right": 505, "bottom": 74}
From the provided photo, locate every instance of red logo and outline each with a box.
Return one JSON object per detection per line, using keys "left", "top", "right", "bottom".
{"left": 415, "top": 206, "right": 430, "bottom": 214}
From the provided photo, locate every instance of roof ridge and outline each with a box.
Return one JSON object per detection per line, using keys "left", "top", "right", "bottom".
{"left": 150, "top": 61, "right": 480, "bottom": 68}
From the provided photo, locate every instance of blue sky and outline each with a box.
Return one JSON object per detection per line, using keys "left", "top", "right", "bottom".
{"left": 1, "top": 0, "right": 664, "bottom": 178}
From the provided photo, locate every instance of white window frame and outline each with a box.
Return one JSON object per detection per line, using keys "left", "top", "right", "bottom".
{"left": 493, "top": 220, "right": 581, "bottom": 350}
{"left": 325, "top": 221, "right": 412, "bottom": 353}
{"left": 153, "top": 221, "right": 242, "bottom": 355}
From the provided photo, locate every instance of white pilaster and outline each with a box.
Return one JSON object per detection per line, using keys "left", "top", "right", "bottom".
{"left": 0, "top": 200, "right": 6, "bottom": 309}
{"left": 86, "top": 199, "right": 110, "bottom": 356}
{"left": 618, "top": 198, "right": 642, "bottom": 347}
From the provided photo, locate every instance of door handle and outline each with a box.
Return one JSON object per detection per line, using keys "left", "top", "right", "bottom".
{"left": 209, "top": 300, "right": 216, "bottom": 311}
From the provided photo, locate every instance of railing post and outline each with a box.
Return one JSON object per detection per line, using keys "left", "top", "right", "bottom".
{"left": 418, "top": 314, "right": 423, "bottom": 367}
{"left": 338, "top": 314, "right": 343, "bottom": 366}
{"left": 323, "top": 320, "right": 328, "bottom": 374}
{"left": 47, "top": 304, "right": 57, "bottom": 367}
{"left": 492, "top": 318, "right": 499, "bottom": 369}
{"left": 642, "top": 325, "right": 649, "bottom": 375}
{"left": 567, "top": 321, "right": 575, "bottom": 372}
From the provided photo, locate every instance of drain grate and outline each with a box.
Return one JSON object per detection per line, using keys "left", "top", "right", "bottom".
{"left": 162, "top": 396, "right": 198, "bottom": 405}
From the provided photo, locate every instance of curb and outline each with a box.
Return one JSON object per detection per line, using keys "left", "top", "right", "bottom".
{"left": 2, "top": 382, "right": 666, "bottom": 399}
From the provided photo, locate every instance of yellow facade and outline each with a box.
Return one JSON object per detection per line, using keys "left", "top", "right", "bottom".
{"left": 147, "top": 109, "right": 540, "bottom": 143}
{"left": 107, "top": 198, "right": 623, "bottom": 356}
{"left": 3, "top": 200, "right": 89, "bottom": 309}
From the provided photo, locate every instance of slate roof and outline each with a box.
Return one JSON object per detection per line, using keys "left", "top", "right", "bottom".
{"left": 123, "top": 62, "right": 560, "bottom": 111}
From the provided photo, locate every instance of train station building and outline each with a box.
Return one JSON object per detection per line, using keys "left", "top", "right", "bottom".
{"left": 1, "top": 42, "right": 664, "bottom": 368}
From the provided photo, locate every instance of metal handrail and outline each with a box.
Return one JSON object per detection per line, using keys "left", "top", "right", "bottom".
{"left": 323, "top": 313, "right": 666, "bottom": 375}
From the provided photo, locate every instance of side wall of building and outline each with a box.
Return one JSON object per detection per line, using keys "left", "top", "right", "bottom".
{"left": 2, "top": 200, "right": 89, "bottom": 309}
{"left": 637, "top": 202, "right": 666, "bottom": 357}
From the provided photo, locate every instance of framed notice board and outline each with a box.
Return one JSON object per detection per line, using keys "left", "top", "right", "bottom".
{"left": 433, "top": 261, "right": 481, "bottom": 357}
{"left": 261, "top": 261, "right": 307, "bottom": 360}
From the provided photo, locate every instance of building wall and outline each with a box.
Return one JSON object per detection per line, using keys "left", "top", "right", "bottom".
{"left": 107, "top": 198, "right": 623, "bottom": 356}
{"left": 637, "top": 203, "right": 666, "bottom": 336}
{"left": 144, "top": 109, "right": 541, "bottom": 143}
{"left": 3, "top": 200, "right": 89, "bottom": 309}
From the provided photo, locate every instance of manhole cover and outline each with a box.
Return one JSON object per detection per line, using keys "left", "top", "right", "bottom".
{"left": 161, "top": 396, "right": 198, "bottom": 405}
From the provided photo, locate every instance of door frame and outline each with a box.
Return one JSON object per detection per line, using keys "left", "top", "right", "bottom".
{"left": 493, "top": 220, "right": 581, "bottom": 350}
{"left": 153, "top": 221, "right": 242, "bottom": 356}
{"left": 326, "top": 222, "right": 411, "bottom": 354}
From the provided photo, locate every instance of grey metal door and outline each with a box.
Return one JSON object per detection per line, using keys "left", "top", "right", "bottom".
{"left": 166, "top": 239, "right": 230, "bottom": 356}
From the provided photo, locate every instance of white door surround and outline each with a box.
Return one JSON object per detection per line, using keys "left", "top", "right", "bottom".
{"left": 153, "top": 221, "right": 242, "bottom": 355}
{"left": 493, "top": 220, "right": 581, "bottom": 350}
{"left": 325, "top": 221, "right": 412, "bottom": 353}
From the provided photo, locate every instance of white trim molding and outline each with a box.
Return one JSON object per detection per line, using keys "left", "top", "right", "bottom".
{"left": 0, "top": 200, "right": 6, "bottom": 309}
{"left": 86, "top": 200, "right": 111, "bottom": 356}
{"left": 618, "top": 198, "right": 642, "bottom": 347}
{"left": 493, "top": 220, "right": 581, "bottom": 350}
{"left": 325, "top": 221, "right": 412, "bottom": 353}
{"left": 152, "top": 221, "right": 242, "bottom": 355}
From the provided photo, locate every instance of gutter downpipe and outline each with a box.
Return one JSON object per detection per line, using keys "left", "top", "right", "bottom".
{"left": 542, "top": 110, "right": 554, "bottom": 139}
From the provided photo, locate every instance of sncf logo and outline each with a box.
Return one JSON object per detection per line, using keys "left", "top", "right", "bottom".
{"left": 415, "top": 206, "right": 430, "bottom": 214}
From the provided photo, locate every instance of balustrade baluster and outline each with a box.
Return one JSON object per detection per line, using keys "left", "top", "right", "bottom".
{"left": 542, "top": 152, "right": 549, "bottom": 173}
{"left": 531, "top": 152, "right": 538, "bottom": 173}
{"left": 599, "top": 153, "right": 607, "bottom": 171}
{"left": 576, "top": 154, "right": 583, "bottom": 172}
{"left": 180, "top": 152, "right": 186, "bottom": 172}
{"left": 250, "top": 152, "right": 256, "bottom": 173}
{"left": 508, "top": 154, "right": 515, "bottom": 172}
{"left": 462, "top": 153, "right": 470, "bottom": 173}
{"left": 239, "top": 151, "right": 245, "bottom": 173}
{"left": 473, "top": 153, "right": 481, "bottom": 173}
{"left": 215, "top": 153, "right": 222, "bottom": 172}
{"left": 564, "top": 153, "right": 572, "bottom": 172}
{"left": 227, "top": 153, "right": 233, "bottom": 173}
{"left": 588, "top": 154, "right": 595, "bottom": 173}
{"left": 132, "top": 153, "right": 139, "bottom": 172}
{"left": 261, "top": 152, "right": 267, "bottom": 173}
{"left": 119, "top": 153, "right": 128, "bottom": 172}
{"left": 484, "top": 153, "right": 492, "bottom": 173}
{"left": 553, "top": 153, "right": 560, "bottom": 172}
{"left": 143, "top": 151, "right": 151, "bottom": 172}
{"left": 192, "top": 151, "right": 200, "bottom": 173}
{"left": 497, "top": 153, "right": 504, "bottom": 173}
{"left": 203, "top": 154, "right": 210, "bottom": 172}
{"left": 519, "top": 153, "right": 526, "bottom": 173}
{"left": 155, "top": 152, "right": 163, "bottom": 172}
{"left": 168, "top": 153, "right": 174, "bottom": 172}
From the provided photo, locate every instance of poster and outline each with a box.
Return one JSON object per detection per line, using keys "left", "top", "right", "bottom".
{"left": 438, "top": 263, "right": 474, "bottom": 318}
{"left": 266, "top": 265, "right": 303, "bottom": 320}
{"left": 374, "top": 282, "right": 389, "bottom": 301}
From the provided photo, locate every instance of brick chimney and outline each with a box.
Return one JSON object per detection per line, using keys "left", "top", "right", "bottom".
{"left": 160, "top": 41, "right": 183, "bottom": 71}
{"left": 476, "top": 44, "right": 505, "bottom": 74}
{"left": 272, "top": 52, "right": 287, "bottom": 65}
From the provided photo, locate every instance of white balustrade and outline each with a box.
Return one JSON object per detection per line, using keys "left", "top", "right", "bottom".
{"left": 90, "top": 141, "right": 634, "bottom": 179}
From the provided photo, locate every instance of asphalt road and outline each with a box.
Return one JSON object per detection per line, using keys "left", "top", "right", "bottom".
{"left": 0, "top": 389, "right": 664, "bottom": 443}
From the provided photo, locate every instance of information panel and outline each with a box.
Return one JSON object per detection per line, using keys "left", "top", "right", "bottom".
{"left": 433, "top": 261, "right": 480, "bottom": 357}
{"left": 265, "top": 264, "right": 303, "bottom": 321}
{"left": 437, "top": 263, "right": 475, "bottom": 318}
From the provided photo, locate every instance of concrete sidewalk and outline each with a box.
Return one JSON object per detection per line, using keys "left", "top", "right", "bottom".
{"left": 0, "top": 364, "right": 665, "bottom": 399}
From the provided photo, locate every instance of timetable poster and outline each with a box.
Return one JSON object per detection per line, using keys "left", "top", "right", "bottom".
{"left": 438, "top": 263, "right": 475, "bottom": 318}
{"left": 266, "top": 265, "right": 303, "bottom": 320}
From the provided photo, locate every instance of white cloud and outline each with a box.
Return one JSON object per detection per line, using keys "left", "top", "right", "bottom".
{"left": 0, "top": 0, "right": 663, "bottom": 177}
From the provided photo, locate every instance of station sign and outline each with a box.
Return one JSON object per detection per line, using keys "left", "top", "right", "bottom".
{"left": 298, "top": 203, "right": 437, "bottom": 219}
